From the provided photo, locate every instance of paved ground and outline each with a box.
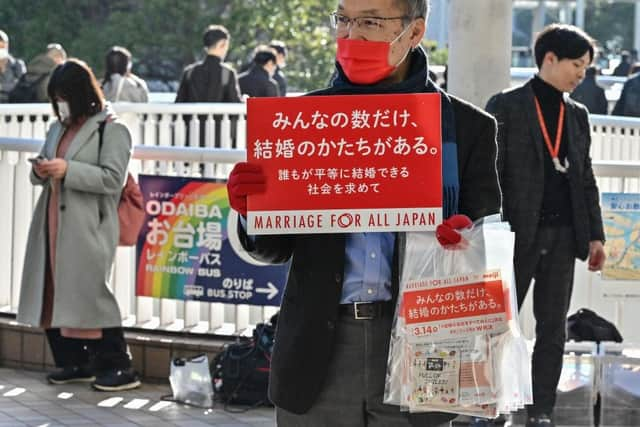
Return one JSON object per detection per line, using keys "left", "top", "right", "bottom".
{"left": 0, "top": 368, "right": 609, "bottom": 426}
{"left": 0, "top": 368, "right": 275, "bottom": 427}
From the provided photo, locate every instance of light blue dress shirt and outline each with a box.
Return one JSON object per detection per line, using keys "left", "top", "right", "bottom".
{"left": 240, "top": 217, "right": 395, "bottom": 303}
{"left": 341, "top": 232, "right": 395, "bottom": 303}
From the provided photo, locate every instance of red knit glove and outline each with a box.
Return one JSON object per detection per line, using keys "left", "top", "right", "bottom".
{"left": 227, "top": 162, "right": 266, "bottom": 216}
{"left": 435, "top": 214, "right": 473, "bottom": 247}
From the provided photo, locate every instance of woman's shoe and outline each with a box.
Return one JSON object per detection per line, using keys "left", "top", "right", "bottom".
{"left": 92, "top": 368, "right": 141, "bottom": 391}
{"left": 47, "top": 365, "right": 95, "bottom": 384}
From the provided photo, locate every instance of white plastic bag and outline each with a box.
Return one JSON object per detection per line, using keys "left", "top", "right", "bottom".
{"left": 384, "top": 216, "right": 532, "bottom": 417}
{"left": 169, "top": 354, "right": 214, "bottom": 408}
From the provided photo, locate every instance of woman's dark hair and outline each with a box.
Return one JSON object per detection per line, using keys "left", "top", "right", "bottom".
{"left": 103, "top": 46, "right": 132, "bottom": 85}
{"left": 534, "top": 24, "right": 595, "bottom": 69}
{"left": 47, "top": 58, "right": 104, "bottom": 124}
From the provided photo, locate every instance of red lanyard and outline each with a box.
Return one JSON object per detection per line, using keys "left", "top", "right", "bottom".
{"left": 534, "top": 96, "right": 565, "bottom": 160}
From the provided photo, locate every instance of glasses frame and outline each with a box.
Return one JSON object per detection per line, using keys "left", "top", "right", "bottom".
{"left": 329, "top": 12, "right": 410, "bottom": 34}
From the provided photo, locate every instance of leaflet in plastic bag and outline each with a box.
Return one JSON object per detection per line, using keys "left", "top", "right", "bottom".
{"left": 384, "top": 216, "right": 532, "bottom": 417}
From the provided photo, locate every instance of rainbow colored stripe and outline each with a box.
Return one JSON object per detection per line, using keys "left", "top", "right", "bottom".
{"left": 136, "top": 181, "right": 230, "bottom": 299}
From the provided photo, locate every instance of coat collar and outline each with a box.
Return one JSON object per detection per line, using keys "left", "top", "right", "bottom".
{"left": 46, "top": 123, "right": 64, "bottom": 160}
{"left": 247, "top": 65, "right": 271, "bottom": 80}
{"left": 563, "top": 95, "right": 581, "bottom": 179}
{"left": 62, "top": 109, "right": 109, "bottom": 160}
{"left": 523, "top": 80, "right": 544, "bottom": 161}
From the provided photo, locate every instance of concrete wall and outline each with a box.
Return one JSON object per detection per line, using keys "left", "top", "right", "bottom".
{"left": 447, "top": 0, "right": 513, "bottom": 108}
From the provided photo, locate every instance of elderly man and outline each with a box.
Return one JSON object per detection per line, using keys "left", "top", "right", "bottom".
{"left": 227, "top": 1, "right": 501, "bottom": 426}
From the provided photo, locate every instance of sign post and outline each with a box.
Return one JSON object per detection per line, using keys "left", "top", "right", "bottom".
{"left": 135, "top": 175, "right": 288, "bottom": 306}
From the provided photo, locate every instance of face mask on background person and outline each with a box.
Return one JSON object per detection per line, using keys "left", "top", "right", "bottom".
{"left": 0, "top": 48, "right": 9, "bottom": 60}
{"left": 56, "top": 101, "right": 71, "bottom": 123}
{"left": 336, "top": 24, "right": 413, "bottom": 85}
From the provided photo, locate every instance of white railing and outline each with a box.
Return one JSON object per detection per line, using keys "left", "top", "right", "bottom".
{"left": 146, "top": 67, "right": 626, "bottom": 104}
{"left": 1, "top": 103, "right": 639, "bottom": 338}
{"left": 0, "top": 102, "right": 277, "bottom": 336}
{"left": 510, "top": 68, "right": 628, "bottom": 111}
{"left": 518, "top": 159, "right": 640, "bottom": 343}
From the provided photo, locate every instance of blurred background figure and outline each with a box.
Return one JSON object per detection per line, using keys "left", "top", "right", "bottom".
{"left": 612, "top": 66, "right": 640, "bottom": 117}
{"left": 612, "top": 50, "right": 631, "bottom": 76}
{"left": 440, "top": 64, "right": 448, "bottom": 90}
{"left": 0, "top": 29, "right": 26, "bottom": 103}
{"left": 175, "top": 24, "right": 240, "bottom": 104}
{"left": 571, "top": 66, "right": 608, "bottom": 114}
{"left": 175, "top": 24, "right": 241, "bottom": 148}
{"left": 629, "top": 62, "right": 640, "bottom": 76}
{"left": 9, "top": 43, "right": 66, "bottom": 103}
{"left": 269, "top": 40, "right": 288, "bottom": 96}
{"left": 238, "top": 45, "right": 280, "bottom": 98}
{"left": 102, "top": 46, "right": 149, "bottom": 103}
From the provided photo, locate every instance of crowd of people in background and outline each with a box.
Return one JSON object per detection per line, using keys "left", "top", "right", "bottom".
{"left": 569, "top": 47, "right": 640, "bottom": 116}
{"left": 0, "top": 25, "right": 288, "bottom": 108}
{"left": 2, "top": 24, "right": 640, "bottom": 119}
{"left": 175, "top": 24, "right": 288, "bottom": 105}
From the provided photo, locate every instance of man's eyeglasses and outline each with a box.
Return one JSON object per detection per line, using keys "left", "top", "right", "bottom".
{"left": 329, "top": 12, "right": 408, "bottom": 35}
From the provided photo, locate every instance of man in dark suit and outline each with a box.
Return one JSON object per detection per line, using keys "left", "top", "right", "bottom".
{"left": 175, "top": 25, "right": 241, "bottom": 148}
{"left": 227, "top": 0, "right": 500, "bottom": 425}
{"left": 612, "top": 50, "right": 631, "bottom": 77}
{"left": 238, "top": 46, "right": 280, "bottom": 98}
{"left": 486, "top": 24, "right": 606, "bottom": 427}
{"left": 175, "top": 25, "right": 241, "bottom": 104}
{"left": 612, "top": 71, "right": 640, "bottom": 117}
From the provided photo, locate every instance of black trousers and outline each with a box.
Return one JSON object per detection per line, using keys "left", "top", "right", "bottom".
{"left": 515, "top": 226, "right": 576, "bottom": 416}
{"left": 45, "top": 327, "right": 131, "bottom": 373}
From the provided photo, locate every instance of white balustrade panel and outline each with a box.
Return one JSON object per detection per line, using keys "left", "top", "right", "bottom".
{"left": 1, "top": 103, "right": 639, "bottom": 337}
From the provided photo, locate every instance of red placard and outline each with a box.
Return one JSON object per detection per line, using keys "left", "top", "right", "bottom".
{"left": 246, "top": 93, "right": 442, "bottom": 234}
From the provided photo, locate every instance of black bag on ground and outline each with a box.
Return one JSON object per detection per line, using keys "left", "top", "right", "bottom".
{"left": 212, "top": 314, "right": 277, "bottom": 407}
{"left": 567, "top": 308, "right": 623, "bottom": 343}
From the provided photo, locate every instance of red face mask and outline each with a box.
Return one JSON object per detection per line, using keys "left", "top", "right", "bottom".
{"left": 336, "top": 27, "right": 412, "bottom": 85}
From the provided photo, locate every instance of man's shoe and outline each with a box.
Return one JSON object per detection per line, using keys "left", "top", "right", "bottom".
{"left": 92, "top": 369, "right": 141, "bottom": 391}
{"left": 525, "top": 414, "right": 555, "bottom": 427}
{"left": 47, "top": 365, "right": 95, "bottom": 384}
{"left": 467, "top": 414, "right": 511, "bottom": 426}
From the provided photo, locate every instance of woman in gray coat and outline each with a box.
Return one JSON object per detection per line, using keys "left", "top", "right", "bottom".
{"left": 101, "top": 46, "right": 149, "bottom": 103}
{"left": 18, "top": 59, "right": 140, "bottom": 391}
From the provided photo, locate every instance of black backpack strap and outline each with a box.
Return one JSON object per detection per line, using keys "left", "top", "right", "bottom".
{"left": 97, "top": 120, "right": 107, "bottom": 154}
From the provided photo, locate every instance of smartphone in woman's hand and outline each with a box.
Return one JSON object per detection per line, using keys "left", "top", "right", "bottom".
{"left": 28, "top": 155, "right": 45, "bottom": 164}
